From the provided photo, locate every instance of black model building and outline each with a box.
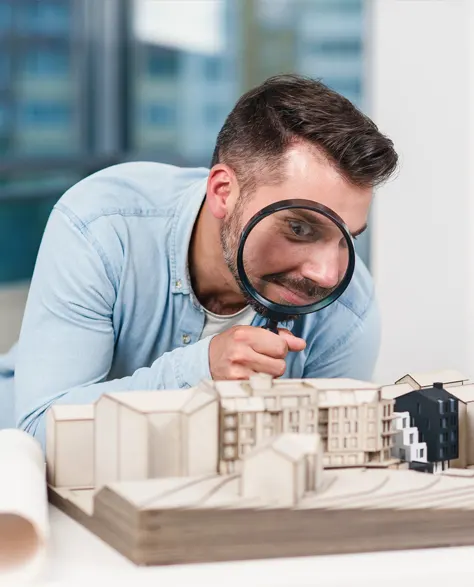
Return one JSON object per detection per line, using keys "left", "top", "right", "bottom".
{"left": 395, "top": 382, "right": 459, "bottom": 473}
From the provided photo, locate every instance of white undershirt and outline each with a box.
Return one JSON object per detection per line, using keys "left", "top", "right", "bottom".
{"left": 200, "top": 305, "right": 257, "bottom": 339}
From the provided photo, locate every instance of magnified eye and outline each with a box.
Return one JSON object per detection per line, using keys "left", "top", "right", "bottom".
{"left": 288, "top": 220, "right": 313, "bottom": 238}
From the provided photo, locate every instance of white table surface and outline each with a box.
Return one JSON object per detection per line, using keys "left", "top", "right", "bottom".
{"left": 30, "top": 505, "right": 474, "bottom": 586}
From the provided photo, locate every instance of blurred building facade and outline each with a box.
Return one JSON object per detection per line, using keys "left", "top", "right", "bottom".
{"left": 0, "top": 0, "right": 365, "bottom": 162}
{"left": 0, "top": 0, "right": 368, "bottom": 346}
{"left": 0, "top": 0, "right": 81, "bottom": 156}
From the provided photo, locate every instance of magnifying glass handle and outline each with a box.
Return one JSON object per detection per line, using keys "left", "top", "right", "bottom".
{"left": 261, "top": 319, "right": 279, "bottom": 334}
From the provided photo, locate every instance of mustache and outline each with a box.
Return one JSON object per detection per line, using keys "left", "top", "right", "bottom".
{"left": 262, "top": 273, "right": 336, "bottom": 300}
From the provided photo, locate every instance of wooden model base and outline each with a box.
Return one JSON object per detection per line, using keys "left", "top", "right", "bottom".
{"left": 48, "top": 467, "right": 474, "bottom": 566}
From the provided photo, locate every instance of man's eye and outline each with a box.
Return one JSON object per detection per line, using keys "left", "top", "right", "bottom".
{"left": 288, "top": 221, "right": 313, "bottom": 237}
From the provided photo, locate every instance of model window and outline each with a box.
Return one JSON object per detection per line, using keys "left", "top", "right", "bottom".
{"left": 225, "top": 415, "right": 236, "bottom": 427}
{"left": 224, "top": 446, "right": 235, "bottom": 459}
{"left": 289, "top": 410, "right": 299, "bottom": 423}
{"left": 224, "top": 430, "right": 236, "bottom": 443}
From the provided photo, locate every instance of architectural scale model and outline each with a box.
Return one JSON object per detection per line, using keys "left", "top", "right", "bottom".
{"left": 46, "top": 369, "right": 474, "bottom": 566}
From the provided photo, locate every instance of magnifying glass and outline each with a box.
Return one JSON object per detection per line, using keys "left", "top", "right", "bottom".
{"left": 236, "top": 199, "right": 356, "bottom": 334}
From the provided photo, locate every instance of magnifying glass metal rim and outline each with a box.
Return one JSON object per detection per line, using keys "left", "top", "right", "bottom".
{"left": 236, "top": 198, "right": 356, "bottom": 321}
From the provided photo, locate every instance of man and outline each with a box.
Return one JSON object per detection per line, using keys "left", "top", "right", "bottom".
{"left": 0, "top": 74, "right": 398, "bottom": 449}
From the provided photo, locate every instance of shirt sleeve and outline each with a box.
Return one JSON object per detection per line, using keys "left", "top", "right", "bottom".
{"left": 15, "top": 207, "right": 213, "bottom": 451}
{"left": 302, "top": 294, "right": 381, "bottom": 381}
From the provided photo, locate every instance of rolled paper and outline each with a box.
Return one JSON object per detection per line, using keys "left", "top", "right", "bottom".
{"left": 0, "top": 429, "right": 48, "bottom": 583}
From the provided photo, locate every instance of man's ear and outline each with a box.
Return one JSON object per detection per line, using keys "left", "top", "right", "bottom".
{"left": 206, "top": 164, "right": 239, "bottom": 220}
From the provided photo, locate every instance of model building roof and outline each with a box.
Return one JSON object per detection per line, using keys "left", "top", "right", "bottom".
{"left": 207, "top": 377, "right": 313, "bottom": 397}
{"left": 306, "top": 378, "right": 381, "bottom": 391}
{"left": 49, "top": 404, "right": 94, "bottom": 421}
{"left": 245, "top": 433, "right": 320, "bottom": 463}
{"left": 203, "top": 376, "right": 382, "bottom": 405}
{"left": 317, "top": 389, "right": 381, "bottom": 407}
{"left": 100, "top": 387, "right": 216, "bottom": 414}
{"left": 199, "top": 381, "right": 249, "bottom": 398}
{"left": 380, "top": 383, "right": 415, "bottom": 400}
{"left": 220, "top": 396, "right": 266, "bottom": 412}
{"left": 413, "top": 385, "right": 459, "bottom": 403}
{"left": 441, "top": 383, "right": 474, "bottom": 404}
{"left": 395, "top": 369, "right": 469, "bottom": 388}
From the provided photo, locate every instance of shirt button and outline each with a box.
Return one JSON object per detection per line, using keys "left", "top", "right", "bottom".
{"left": 182, "top": 334, "right": 191, "bottom": 344}
{"left": 175, "top": 279, "right": 182, "bottom": 289}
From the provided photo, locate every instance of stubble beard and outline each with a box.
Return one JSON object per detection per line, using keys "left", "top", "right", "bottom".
{"left": 219, "top": 199, "right": 300, "bottom": 321}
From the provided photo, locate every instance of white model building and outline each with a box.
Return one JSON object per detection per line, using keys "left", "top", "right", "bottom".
{"left": 315, "top": 387, "right": 395, "bottom": 467}
{"left": 209, "top": 375, "right": 319, "bottom": 473}
{"left": 94, "top": 387, "right": 219, "bottom": 488}
{"left": 391, "top": 411, "right": 427, "bottom": 463}
{"left": 204, "top": 374, "right": 396, "bottom": 471}
{"left": 46, "top": 374, "right": 397, "bottom": 491}
{"left": 395, "top": 370, "right": 469, "bottom": 389}
{"left": 46, "top": 404, "right": 94, "bottom": 489}
{"left": 240, "top": 433, "right": 323, "bottom": 506}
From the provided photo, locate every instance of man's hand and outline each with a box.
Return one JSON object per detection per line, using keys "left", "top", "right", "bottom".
{"left": 209, "top": 325, "right": 306, "bottom": 380}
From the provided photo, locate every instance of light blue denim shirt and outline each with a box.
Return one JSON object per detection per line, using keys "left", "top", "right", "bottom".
{"left": 0, "top": 162, "right": 380, "bottom": 450}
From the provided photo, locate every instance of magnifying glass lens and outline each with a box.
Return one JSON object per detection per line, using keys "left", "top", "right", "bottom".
{"left": 241, "top": 207, "right": 351, "bottom": 309}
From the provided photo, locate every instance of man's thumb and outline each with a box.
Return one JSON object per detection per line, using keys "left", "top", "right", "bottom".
{"left": 278, "top": 328, "right": 306, "bottom": 352}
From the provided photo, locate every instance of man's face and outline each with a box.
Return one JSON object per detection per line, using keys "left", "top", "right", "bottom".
{"left": 219, "top": 144, "right": 372, "bottom": 312}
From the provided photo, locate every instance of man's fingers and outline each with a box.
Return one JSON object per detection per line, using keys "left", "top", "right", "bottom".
{"left": 234, "top": 347, "right": 287, "bottom": 378}
{"left": 278, "top": 328, "right": 306, "bottom": 352}
{"left": 234, "top": 327, "right": 289, "bottom": 358}
{"left": 231, "top": 326, "right": 306, "bottom": 359}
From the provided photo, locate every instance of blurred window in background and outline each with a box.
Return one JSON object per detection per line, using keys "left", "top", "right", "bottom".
{"left": 0, "top": 0, "right": 370, "bottom": 348}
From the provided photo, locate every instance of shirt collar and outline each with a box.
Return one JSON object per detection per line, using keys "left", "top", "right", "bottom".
{"left": 170, "top": 170, "right": 209, "bottom": 295}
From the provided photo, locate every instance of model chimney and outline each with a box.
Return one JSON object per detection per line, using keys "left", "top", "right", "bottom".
{"left": 248, "top": 373, "right": 273, "bottom": 394}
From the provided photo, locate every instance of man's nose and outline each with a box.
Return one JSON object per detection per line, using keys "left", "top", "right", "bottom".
{"left": 300, "top": 250, "right": 342, "bottom": 289}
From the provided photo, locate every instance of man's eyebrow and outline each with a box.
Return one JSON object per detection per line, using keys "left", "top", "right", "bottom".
{"left": 286, "top": 209, "right": 368, "bottom": 239}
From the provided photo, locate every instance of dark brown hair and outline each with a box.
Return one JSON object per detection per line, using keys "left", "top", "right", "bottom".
{"left": 211, "top": 74, "right": 398, "bottom": 193}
